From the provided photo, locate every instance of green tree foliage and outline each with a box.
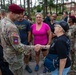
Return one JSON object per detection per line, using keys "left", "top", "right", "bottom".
{"left": 47, "top": 0, "right": 55, "bottom": 7}
{"left": 36, "top": 5, "right": 42, "bottom": 12}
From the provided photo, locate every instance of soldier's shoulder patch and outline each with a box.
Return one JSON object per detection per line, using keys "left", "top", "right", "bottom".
{"left": 12, "top": 32, "right": 19, "bottom": 44}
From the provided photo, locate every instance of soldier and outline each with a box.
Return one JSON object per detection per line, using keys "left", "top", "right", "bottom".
{"left": 67, "top": 16, "right": 76, "bottom": 70}
{"left": 0, "top": 9, "right": 6, "bottom": 39}
{"left": 0, "top": 4, "right": 35, "bottom": 75}
{"left": 0, "top": 22, "right": 1, "bottom": 39}
{"left": 74, "top": 18, "right": 76, "bottom": 72}
{"left": 0, "top": 9, "right": 6, "bottom": 19}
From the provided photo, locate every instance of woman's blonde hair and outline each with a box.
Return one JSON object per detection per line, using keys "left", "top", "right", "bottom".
{"left": 35, "top": 12, "right": 43, "bottom": 17}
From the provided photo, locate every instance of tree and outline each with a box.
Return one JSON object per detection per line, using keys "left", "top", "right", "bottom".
{"left": 0, "top": 0, "right": 3, "bottom": 8}
{"left": 27, "top": 0, "right": 30, "bottom": 19}
{"left": 36, "top": 5, "right": 42, "bottom": 12}
{"left": 23, "top": 0, "right": 25, "bottom": 8}
{"left": 56, "top": 0, "right": 58, "bottom": 14}
{"left": 1, "top": 0, "right": 5, "bottom": 9}
{"left": 43, "top": 0, "right": 47, "bottom": 17}
{"left": 10, "top": 0, "right": 12, "bottom": 4}
{"left": 47, "top": 0, "right": 55, "bottom": 13}
{"left": 20, "top": 0, "right": 22, "bottom": 7}
{"left": 61, "top": 0, "right": 69, "bottom": 13}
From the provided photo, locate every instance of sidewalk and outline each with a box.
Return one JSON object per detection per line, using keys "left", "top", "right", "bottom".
{"left": 23, "top": 60, "right": 51, "bottom": 75}
{"left": 23, "top": 50, "right": 49, "bottom": 75}
{"left": 23, "top": 51, "right": 76, "bottom": 75}
{"left": 23, "top": 60, "right": 76, "bottom": 75}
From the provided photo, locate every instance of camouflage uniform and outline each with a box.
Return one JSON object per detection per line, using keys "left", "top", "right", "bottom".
{"left": 0, "top": 17, "right": 33, "bottom": 75}
{"left": 0, "top": 20, "right": 2, "bottom": 40}
{"left": 67, "top": 24, "right": 76, "bottom": 70}
{"left": 74, "top": 25, "right": 76, "bottom": 71}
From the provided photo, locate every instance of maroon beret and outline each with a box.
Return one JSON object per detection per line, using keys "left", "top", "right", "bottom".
{"left": 69, "top": 16, "right": 76, "bottom": 23}
{"left": 69, "top": 16, "right": 75, "bottom": 19}
{"left": 8, "top": 4, "right": 25, "bottom": 14}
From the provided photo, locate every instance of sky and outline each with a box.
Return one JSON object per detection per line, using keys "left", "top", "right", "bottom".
{"left": 16, "top": 0, "right": 38, "bottom": 6}
{"left": 16, "top": 0, "right": 76, "bottom": 6}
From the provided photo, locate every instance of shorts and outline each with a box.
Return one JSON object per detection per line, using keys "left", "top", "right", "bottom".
{"left": 41, "top": 49, "right": 47, "bottom": 51}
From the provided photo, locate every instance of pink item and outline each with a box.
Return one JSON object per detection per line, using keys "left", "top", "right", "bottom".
{"left": 31, "top": 22, "right": 50, "bottom": 45}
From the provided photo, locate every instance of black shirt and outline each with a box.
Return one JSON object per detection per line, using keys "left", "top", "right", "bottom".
{"left": 0, "top": 45, "right": 14, "bottom": 75}
{"left": 0, "top": 45, "right": 3, "bottom": 62}
{"left": 43, "top": 16, "right": 51, "bottom": 25}
{"left": 48, "top": 20, "right": 56, "bottom": 33}
{"left": 0, "top": 45, "right": 3, "bottom": 69}
{"left": 49, "top": 23, "right": 55, "bottom": 33}
{"left": 49, "top": 34, "right": 71, "bottom": 68}
{"left": 64, "top": 16, "right": 68, "bottom": 22}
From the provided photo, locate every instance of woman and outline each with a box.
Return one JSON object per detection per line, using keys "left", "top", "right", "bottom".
{"left": 35, "top": 20, "right": 71, "bottom": 75}
{"left": 31, "top": 13, "right": 52, "bottom": 72}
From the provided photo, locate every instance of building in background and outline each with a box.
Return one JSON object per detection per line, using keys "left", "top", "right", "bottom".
{"left": 64, "top": 2, "right": 76, "bottom": 11}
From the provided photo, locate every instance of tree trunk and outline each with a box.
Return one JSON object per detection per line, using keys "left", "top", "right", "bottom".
{"left": 71, "top": 0, "right": 72, "bottom": 11}
{"left": 10, "top": 0, "right": 12, "bottom": 4}
{"left": 49, "top": 5, "right": 51, "bottom": 14}
{"left": 43, "top": 0, "right": 46, "bottom": 18}
{"left": 59, "top": 0, "right": 62, "bottom": 13}
{"left": 1, "top": 0, "right": 2, "bottom": 9}
{"left": 3, "top": 0, "right": 5, "bottom": 9}
{"left": 49, "top": 0, "right": 52, "bottom": 13}
{"left": 62, "top": 0, "right": 64, "bottom": 12}
{"left": 45, "top": 0, "right": 47, "bottom": 15}
{"left": 24, "top": 0, "right": 25, "bottom": 9}
{"left": 56, "top": 0, "right": 58, "bottom": 14}
{"left": 27, "top": 0, "right": 30, "bottom": 19}
{"left": 30, "top": 0, "right": 32, "bottom": 11}
{"left": 20, "top": 0, "right": 22, "bottom": 7}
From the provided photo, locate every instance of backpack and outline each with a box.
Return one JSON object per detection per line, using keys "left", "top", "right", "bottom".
{"left": 44, "top": 54, "right": 59, "bottom": 71}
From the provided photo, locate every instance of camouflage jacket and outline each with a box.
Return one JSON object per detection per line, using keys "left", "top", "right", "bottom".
{"left": 1, "top": 17, "right": 33, "bottom": 70}
{"left": 67, "top": 25, "right": 76, "bottom": 50}
{"left": 0, "top": 20, "right": 2, "bottom": 40}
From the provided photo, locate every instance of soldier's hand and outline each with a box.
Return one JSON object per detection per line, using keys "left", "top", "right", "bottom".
{"left": 34, "top": 44, "right": 42, "bottom": 52}
{"left": 26, "top": 50, "right": 31, "bottom": 55}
